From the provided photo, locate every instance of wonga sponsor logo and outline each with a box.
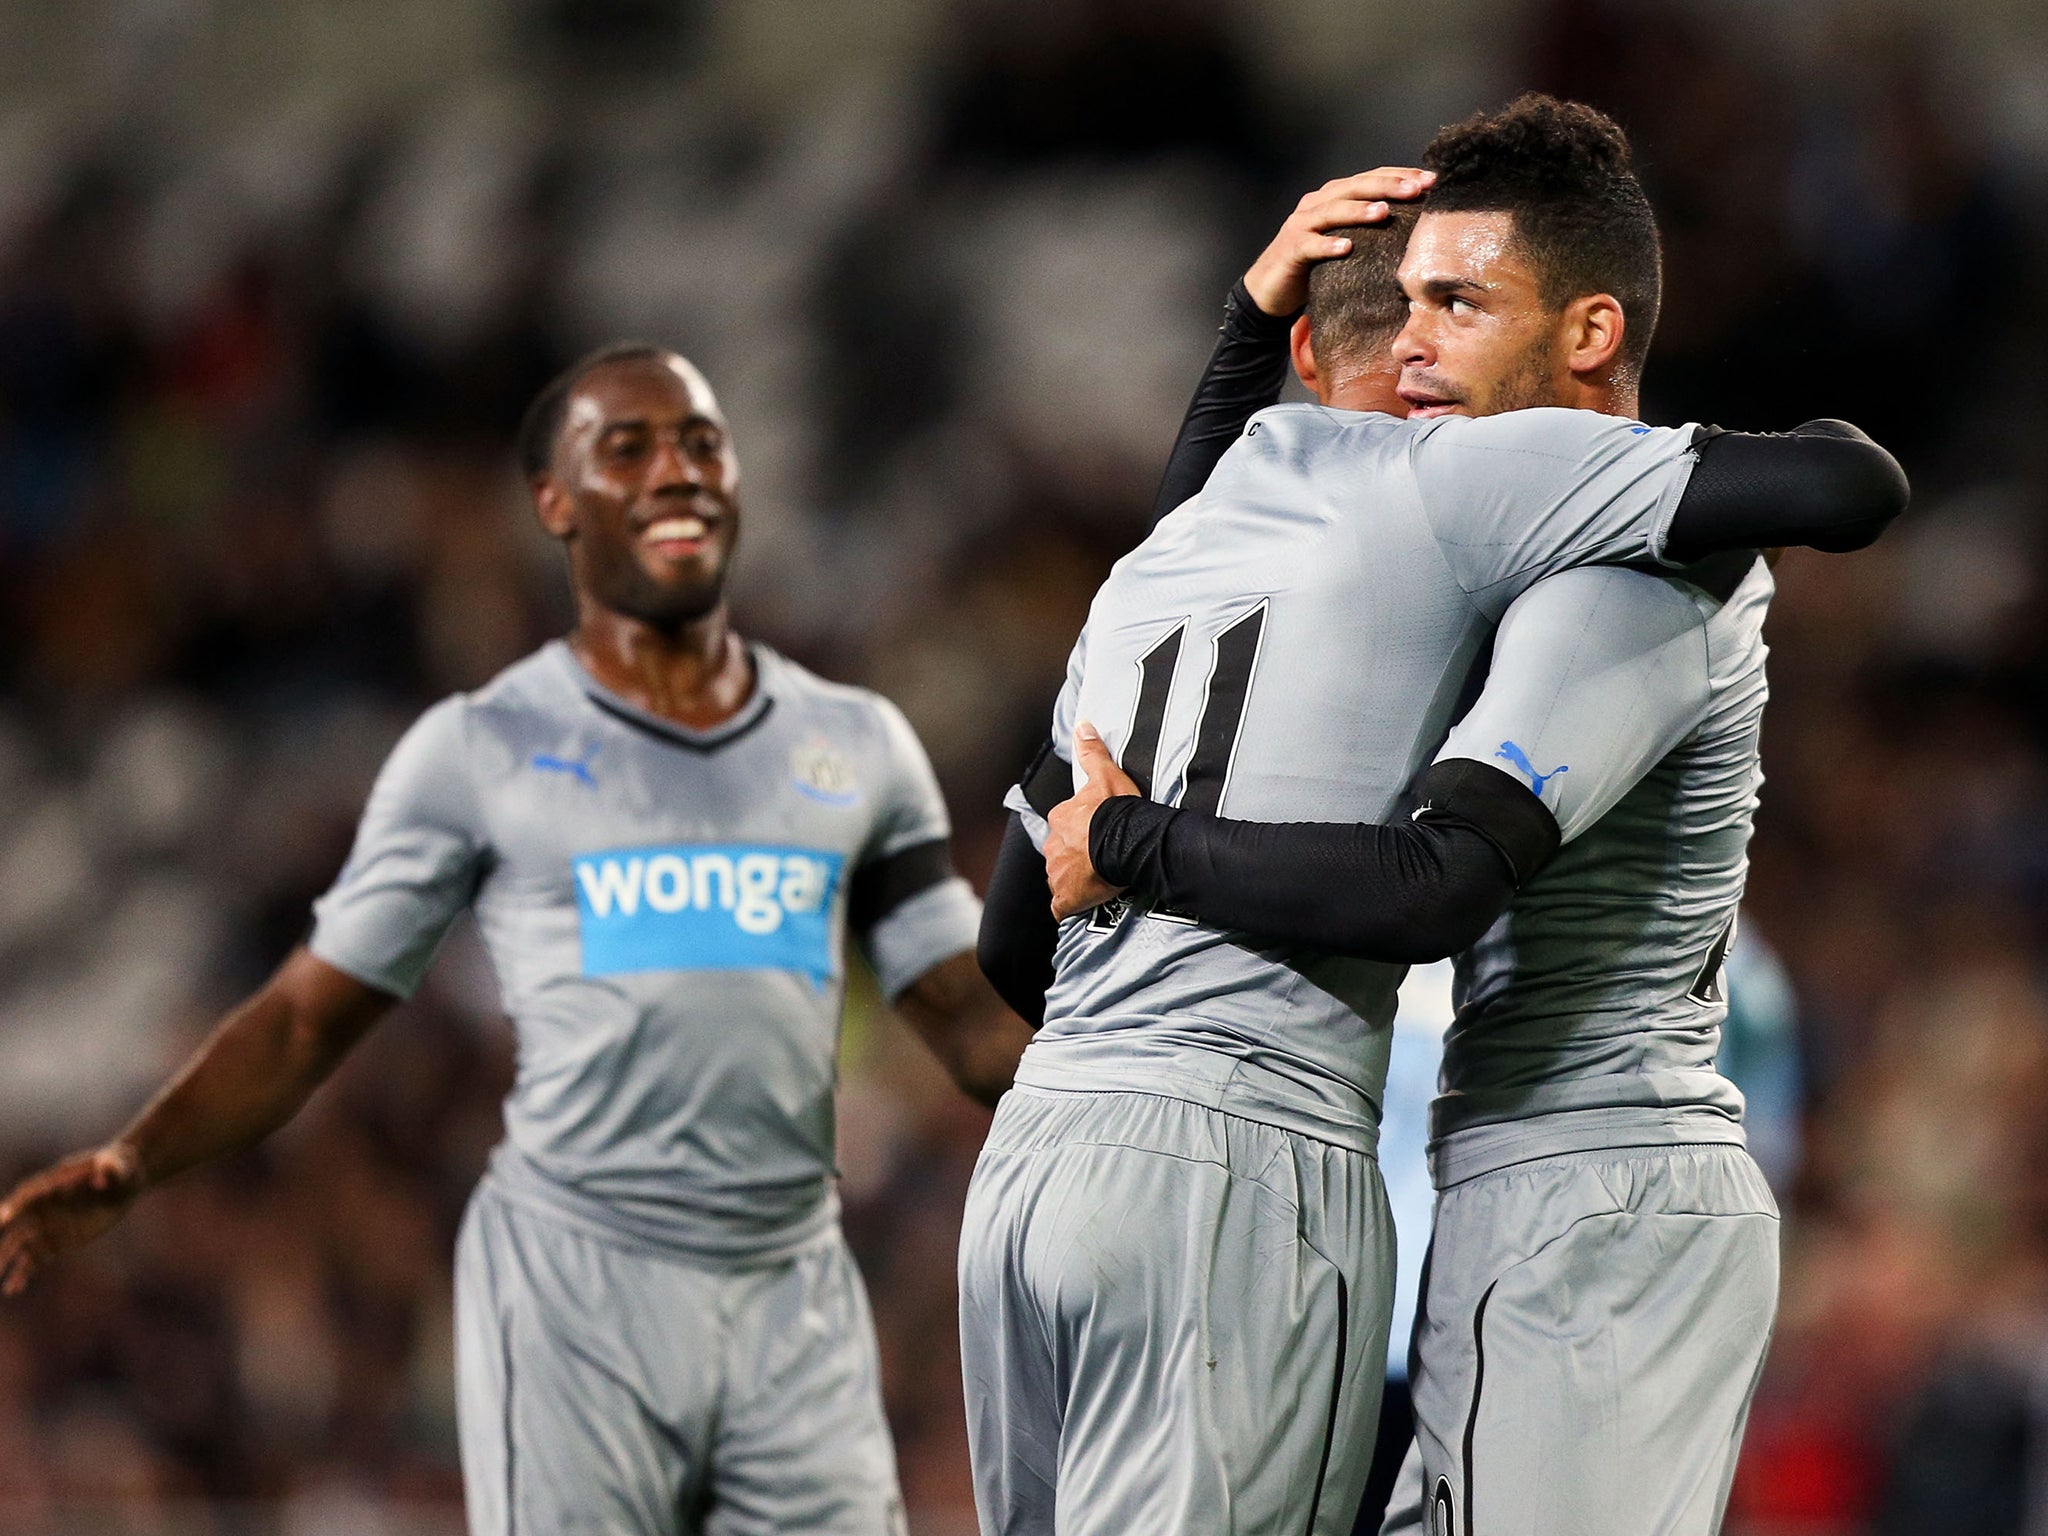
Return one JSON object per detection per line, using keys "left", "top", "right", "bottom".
{"left": 573, "top": 843, "right": 844, "bottom": 983}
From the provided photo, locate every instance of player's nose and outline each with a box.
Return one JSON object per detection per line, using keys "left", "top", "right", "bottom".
{"left": 647, "top": 433, "right": 699, "bottom": 490}
{"left": 1393, "top": 312, "right": 1433, "bottom": 367}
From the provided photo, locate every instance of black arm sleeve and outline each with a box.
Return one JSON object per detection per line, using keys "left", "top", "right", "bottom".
{"left": 1150, "top": 281, "right": 1296, "bottom": 527}
{"left": 977, "top": 814, "right": 1056, "bottom": 1028}
{"left": 1087, "top": 759, "right": 1561, "bottom": 964}
{"left": 1665, "top": 419, "right": 1909, "bottom": 562}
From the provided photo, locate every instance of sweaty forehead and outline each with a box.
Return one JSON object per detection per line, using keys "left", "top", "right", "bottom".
{"left": 565, "top": 354, "right": 725, "bottom": 437}
{"left": 1398, "top": 209, "right": 1533, "bottom": 294}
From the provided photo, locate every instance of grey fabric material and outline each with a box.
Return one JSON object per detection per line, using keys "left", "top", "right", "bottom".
{"left": 1004, "top": 404, "right": 1703, "bottom": 1156}
{"left": 1384, "top": 1143, "right": 1779, "bottom": 1536}
{"left": 312, "top": 640, "right": 979, "bottom": 1263}
{"left": 1431, "top": 557, "right": 1773, "bottom": 1161}
{"left": 454, "top": 1181, "right": 904, "bottom": 1536}
{"left": 959, "top": 1087, "right": 1393, "bottom": 1536}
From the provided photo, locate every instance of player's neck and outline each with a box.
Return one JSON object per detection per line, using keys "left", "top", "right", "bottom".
{"left": 1558, "top": 373, "right": 1638, "bottom": 420}
{"left": 569, "top": 605, "right": 756, "bottom": 730}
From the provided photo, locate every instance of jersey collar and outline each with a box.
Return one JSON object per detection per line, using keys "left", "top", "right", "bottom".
{"left": 550, "top": 639, "right": 777, "bottom": 753}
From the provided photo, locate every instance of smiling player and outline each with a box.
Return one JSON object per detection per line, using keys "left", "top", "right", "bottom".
{"left": 0, "top": 343, "right": 1033, "bottom": 1536}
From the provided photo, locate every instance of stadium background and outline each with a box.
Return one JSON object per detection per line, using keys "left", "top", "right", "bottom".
{"left": 0, "top": 0, "right": 2044, "bottom": 1530}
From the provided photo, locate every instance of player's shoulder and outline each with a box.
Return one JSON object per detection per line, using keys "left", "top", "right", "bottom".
{"left": 453, "top": 643, "right": 585, "bottom": 733}
{"left": 755, "top": 645, "right": 915, "bottom": 747}
{"left": 386, "top": 645, "right": 588, "bottom": 783}
{"left": 1248, "top": 401, "right": 1417, "bottom": 451}
{"left": 1415, "top": 407, "right": 1695, "bottom": 462}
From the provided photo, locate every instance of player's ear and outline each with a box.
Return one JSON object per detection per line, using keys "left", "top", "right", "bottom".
{"left": 1564, "top": 293, "right": 1625, "bottom": 381}
{"left": 1290, "top": 314, "right": 1322, "bottom": 396}
{"left": 533, "top": 474, "right": 575, "bottom": 539}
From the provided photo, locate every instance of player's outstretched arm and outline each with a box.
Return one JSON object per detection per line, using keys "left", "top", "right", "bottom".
{"left": 0, "top": 948, "right": 394, "bottom": 1296}
{"left": 1151, "top": 169, "right": 1432, "bottom": 525}
{"left": 892, "top": 951, "right": 1033, "bottom": 1108}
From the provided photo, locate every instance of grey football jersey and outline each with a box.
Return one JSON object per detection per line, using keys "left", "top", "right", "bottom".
{"left": 1426, "top": 554, "right": 1773, "bottom": 1182}
{"left": 311, "top": 641, "right": 980, "bottom": 1264}
{"left": 1008, "top": 403, "right": 1706, "bottom": 1154}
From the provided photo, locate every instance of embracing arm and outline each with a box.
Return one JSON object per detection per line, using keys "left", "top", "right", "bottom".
{"left": 978, "top": 814, "right": 1059, "bottom": 1028}
{"left": 1150, "top": 281, "right": 1297, "bottom": 525}
{"left": 0, "top": 948, "right": 395, "bottom": 1295}
{"left": 1073, "top": 750, "right": 1554, "bottom": 963}
{"left": 1048, "top": 563, "right": 1723, "bottom": 960}
{"left": 1666, "top": 419, "right": 1909, "bottom": 561}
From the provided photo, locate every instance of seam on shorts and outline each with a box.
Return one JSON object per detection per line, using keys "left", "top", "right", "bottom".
{"left": 1462, "top": 1276, "right": 1500, "bottom": 1534}
{"left": 1303, "top": 1270, "right": 1350, "bottom": 1535}
{"left": 501, "top": 1304, "right": 517, "bottom": 1536}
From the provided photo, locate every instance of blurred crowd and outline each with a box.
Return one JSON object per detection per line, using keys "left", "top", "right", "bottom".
{"left": 1, "top": 0, "right": 2046, "bottom": 1531}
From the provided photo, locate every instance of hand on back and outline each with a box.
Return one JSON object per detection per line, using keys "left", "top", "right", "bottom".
{"left": 1045, "top": 725, "right": 1142, "bottom": 920}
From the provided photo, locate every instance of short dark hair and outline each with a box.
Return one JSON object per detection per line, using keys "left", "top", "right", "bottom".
{"left": 1422, "top": 94, "right": 1662, "bottom": 382}
{"left": 1304, "top": 204, "right": 1417, "bottom": 367}
{"left": 516, "top": 340, "right": 675, "bottom": 480}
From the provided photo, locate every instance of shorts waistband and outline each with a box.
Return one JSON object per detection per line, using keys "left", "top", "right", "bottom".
{"left": 1428, "top": 1104, "right": 1747, "bottom": 1189}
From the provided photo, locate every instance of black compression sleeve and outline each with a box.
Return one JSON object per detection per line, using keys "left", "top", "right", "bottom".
{"left": 1665, "top": 419, "right": 1909, "bottom": 562}
{"left": 977, "top": 813, "right": 1056, "bottom": 1028}
{"left": 1150, "top": 281, "right": 1296, "bottom": 527}
{"left": 1086, "top": 759, "right": 1560, "bottom": 963}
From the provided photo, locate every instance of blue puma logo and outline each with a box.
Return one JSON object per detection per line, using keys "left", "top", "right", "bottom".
{"left": 533, "top": 747, "right": 599, "bottom": 788}
{"left": 1494, "top": 740, "right": 1568, "bottom": 797}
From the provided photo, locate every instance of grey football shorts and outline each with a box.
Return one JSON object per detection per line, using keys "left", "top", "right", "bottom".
{"left": 454, "top": 1181, "right": 905, "bottom": 1536}
{"left": 1380, "top": 1141, "right": 1779, "bottom": 1536}
{"left": 959, "top": 1086, "right": 1395, "bottom": 1536}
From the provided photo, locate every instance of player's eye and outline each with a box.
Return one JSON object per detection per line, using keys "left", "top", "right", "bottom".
{"left": 685, "top": 426, "right": 725, "bottom": 457}
{"left": 601, "top": 429, "right": 650, "bottom": 460}
{"left": 1449, "top": 295, "right": 1479, "bottom": 316}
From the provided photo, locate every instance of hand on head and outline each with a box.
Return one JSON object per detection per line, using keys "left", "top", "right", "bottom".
{"left": 1044, "top": 723, "right": 1142, "bottom": 920}
{"left": 1243, "top": 168, "right": 1434, "bottom": 318}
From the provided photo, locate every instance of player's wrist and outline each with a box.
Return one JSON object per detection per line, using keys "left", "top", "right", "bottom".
{"left": 1233, "top": 273, "right": 1303, "bottom": 328}
{"left": 100, "top": 1138, "right": 147, "bottom": 1193}
{"left": 1087, "top": 795, "right": 1171, "bottom": 890}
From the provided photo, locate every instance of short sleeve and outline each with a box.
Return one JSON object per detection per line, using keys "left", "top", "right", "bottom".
{"left": 1434, "top": 565, "right": 1713, "bottom": 844}
{"left": 854, "top": 697, "right": 981, "bottom": 999}
{"left": 309, "top": 697, "right": 489, "bottom": 998}
{"left": 1415, "top": 409, "right": 1703, "bottom": 618}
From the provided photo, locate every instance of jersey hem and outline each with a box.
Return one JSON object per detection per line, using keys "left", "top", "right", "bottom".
{"left": 482, "top": 1144, "right": 841, "bottom": 1270}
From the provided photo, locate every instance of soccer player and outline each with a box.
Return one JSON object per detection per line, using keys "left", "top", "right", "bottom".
{"left": 0, "top": 345, "right": 1033, "bottom": 1535}
{"left": 974, "top": 99, "right": 1900, "bottom": 1536}
{"left": 1023, "top": 99, "right": 1906, "bottom": 1536}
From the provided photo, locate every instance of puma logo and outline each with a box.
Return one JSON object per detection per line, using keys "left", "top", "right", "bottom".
{"left": 1494, "top": 740, "right": 1568, "bottom": 797}
{"left": 533, "top": 747, "right": 599, "bottom": 788}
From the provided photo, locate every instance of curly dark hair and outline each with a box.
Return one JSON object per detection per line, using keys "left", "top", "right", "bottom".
{"left": 1304, "top": 204, "right": 1418, "bottom": 369}
{"left": 515, "top": 340, "right": 676, "bottom": 480}
{"left": 1423, "top": 93, "right": 1662, "bottom": 383}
